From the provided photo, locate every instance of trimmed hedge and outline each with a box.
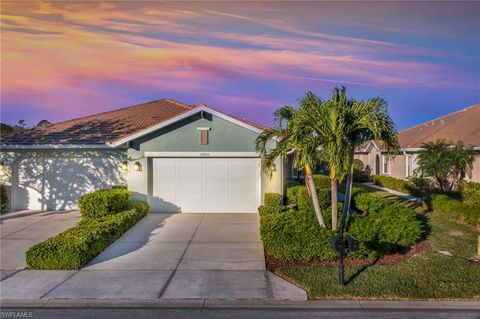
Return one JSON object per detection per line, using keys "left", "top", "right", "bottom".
{"left": 79, "top": 188, "right": 131, "bottom": 219}
{"left": 373, "top": 175, "right": 419, "bottom": 195}
{"left": 424, "top": 193, "right": 479, "bottom": 227}
{"left": 26, "top": 201, "right": 150, "bottom": 270}
{"left": 459, "top": 180, "right": 480, "bottom": 205}
{"left": 313, "top": 174, "right": 331, "bottom": 189}
{"left": 260, "top": 210, "right": 338, "bottom": 261}
{"left": 264, "top": 193, "right": 283, "bottom": 208}
{"left": 0, "top": 184, "right": 8, "bottom": 214}
{"left": 260, "top": 187, "right": 423, "bottom": 262}
{"left": 349, "top": 192, "right": 424, "bottom": 253}
{"left": 297, "top": 186, "right": 331, "bottom": 211}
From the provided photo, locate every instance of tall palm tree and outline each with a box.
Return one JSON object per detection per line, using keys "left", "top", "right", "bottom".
{"left": 256, "top": 98, "right": 327, "bottom": 228}
{"left": 300, "top": 87, "right": 399, "bottom": 230}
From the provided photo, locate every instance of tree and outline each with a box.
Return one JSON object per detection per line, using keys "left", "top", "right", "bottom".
{"left": 0, "top": 123, "right": 13, "bottom": 137}
{"left": 300, "top": 87, "right": 399, "bottom": 230}
{"left": 15, "top": 120, "right": 27, "bottom": 129}
{"left": 417, "top": 140, "right": 477, "bottom": 191}
{"left": 36, "top": 120, "right": 51, "bottom": 127}
{"left": 256, "top": 97, "right": 327, "bottom": 228}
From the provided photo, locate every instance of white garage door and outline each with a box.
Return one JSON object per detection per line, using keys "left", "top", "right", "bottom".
{"left": 151, "top": 158, "right": 261, "bottom": 213}
{"left": 14, "top": 157, "right": 125, "bottom": 210}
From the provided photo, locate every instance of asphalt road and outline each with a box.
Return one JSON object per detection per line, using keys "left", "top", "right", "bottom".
{"left": 2, "top": 307, "right": 479, "bottom": 319}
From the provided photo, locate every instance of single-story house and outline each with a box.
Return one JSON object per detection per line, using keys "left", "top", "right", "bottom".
{"left": 0, "top": 99, "right": 285, "bottom": 212}
{"left": 354, "top": 103, "right": 480, "bottom": 182}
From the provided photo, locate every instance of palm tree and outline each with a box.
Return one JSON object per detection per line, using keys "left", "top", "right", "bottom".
{"left": 417, "top": 140, "right": 477, "bottom": 191}
{"left": 256, "top": 98, "right": 327, "bottom": 228}
{"left": 300, "top": 87, "right": 399, "bottom": 230}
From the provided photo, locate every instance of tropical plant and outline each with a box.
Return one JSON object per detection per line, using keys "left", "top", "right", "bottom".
{"left": 36, "top": 119, "right": 51, "bottom": 127}
{"left": 299, "top": 87, "right": 399, "bottom": 231}
{"left": 417, "top": 140, "right": 477, "bottom": 191}
{"left": 256, "top": 99, "right": 327, "bottom": 228}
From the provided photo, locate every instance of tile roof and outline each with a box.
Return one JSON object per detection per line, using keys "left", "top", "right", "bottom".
{"left": 398, "top": 103, "right": 480, "bottom": 148}
{"left": 0, "top": 99, "right": 267, "bottom": 146}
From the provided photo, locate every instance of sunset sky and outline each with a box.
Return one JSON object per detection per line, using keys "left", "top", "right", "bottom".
{"left": 1, "top": 1, "right": 479, "bottom": 130}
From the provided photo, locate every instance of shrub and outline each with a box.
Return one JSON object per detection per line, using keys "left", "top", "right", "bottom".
{"left": 423, "top": 192, "right": 479, "bottom": 227}
{"left": 79, "top": 188, "right": 131, "bottom": 219}
{"left": 313, "top": 174, "right": 331, "bottom": 189}
{"left": 258, "top": 205, "right": 282, "bottom": 216}
{"left": 349, "top": 192, "right": 423, "bottom": 253}
{"left": 410, "top": 175, "right": 432, "bottom": 193}
{"left": 285, "top": 178, "right": 302, "bottom": 189}
{"left": 26, "top": 201, "right": 150, "bottom": 270}
{"left": 373, "top": 175, "right": 418, "bottom": 195}
{"left": 260, "top": 210, "right": 339, "bottom": 261}
{"left": 0, "top": 184, "right": 8, "bottom": 214}
{"left": 111, "top": 185, "right": 128, "bottom": 190}
{"left": 264, "top": 193, "right": 283, "bottom": 208}
{"left": 458, "top": 180, "right": 480, "bottom": 205}
{"left": 287, "top": 185, "right": 303, "bottom": 205}
{"left": 297, "top": 186, "right": 331, "bottom": 211}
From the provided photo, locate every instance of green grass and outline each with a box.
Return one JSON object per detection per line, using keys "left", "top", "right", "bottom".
{"left": 273, "top": 188, "right": 480, "bottom": 300}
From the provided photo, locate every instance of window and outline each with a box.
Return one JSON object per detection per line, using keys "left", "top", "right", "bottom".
{"left": 197, "top": 127, "right": 210, "bottom": 145}
{"left": 406, "top": 155, "right": 414, "bottom": 177}
{"left": 382, "top": 155, "right": 389, "bottom": 174}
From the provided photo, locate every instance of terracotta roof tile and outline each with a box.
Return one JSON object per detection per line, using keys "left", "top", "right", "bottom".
{"left": 0, "top": 99, "right": 266, "bottom": 146}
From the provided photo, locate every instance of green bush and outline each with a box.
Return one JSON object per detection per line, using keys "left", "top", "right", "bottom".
{"left": 258, "top": 205, "right": 282, "bottom": 216}
{"left": 287, "top": 185, "right": 303, "bottom": 205}
{"left": 111, "top": 185, "right": 128, "bottom": 190}
{"left": 0, "top": 184, "right": 8, "bottom": 214}
{"left": 458, "top": 180, "right": 480, "bottom": 205}
{"left": 424, "top": 192, "right": 479, "bottom": 227}
{"left": 26, "top": 201, "right": 149, "bottom": 270}
{"left": 313, "top": 174, "right": 331, "bottom": 189}
{"left": 285, "top": 178, "right": 302, "bottom": 189}
{"left": 297, "top": 186, "right": 331, "bottom": 211}
{"left": 79, "top": 188, "right": 132, "bottom": 219}
{"left": 260, "top": 210, "right": 338, "bottom": 261}
{"left": 349, "top": 192, "right": 424, "bottom": 253}
{"left": 264, "top": 193, "right": 283, "bottom": 208}
{"left": 373, "top": 175, "right": 418, "bottom": 195}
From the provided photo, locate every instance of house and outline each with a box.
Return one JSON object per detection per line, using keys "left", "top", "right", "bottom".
{"left": 0, "top": 99, "right": 285, "bottom": 212}
{"left": 354, "top": 103, "right": 480, "bottom": 182}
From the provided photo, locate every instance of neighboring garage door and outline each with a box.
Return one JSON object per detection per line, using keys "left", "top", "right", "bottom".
{"left": 151, "top": 158, "right": 261, "bottom": 213}
{"left": 14, "top": 157, "right": 125, "bottom": 210}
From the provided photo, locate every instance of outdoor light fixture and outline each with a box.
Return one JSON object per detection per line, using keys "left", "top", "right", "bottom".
{"left": 134, "top": 161, "right": 142, "bottom": 171}
{"left": 0, "top": 161, "right": 4, "bottom": 173}
{"left": 121, "top": 161, "right": 128, "bottom": 171}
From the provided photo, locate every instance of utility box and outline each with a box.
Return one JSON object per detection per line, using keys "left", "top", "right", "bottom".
{"left": 346, "top": 235, "right": 360, "bottom": 252}
{"left": 330, "top": 236, "right": 345, "bottom": 252}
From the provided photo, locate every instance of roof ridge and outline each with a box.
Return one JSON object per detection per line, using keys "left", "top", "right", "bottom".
{"left": 163, "top": 98, "right": 194, "bottom": 110}
{"left": 398, "top": 102, "right": 480, "bottom": 134}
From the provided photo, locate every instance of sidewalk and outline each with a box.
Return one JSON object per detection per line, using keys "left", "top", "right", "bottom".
{"left": 361, "top": 183, "right": 422, "bottom": 202}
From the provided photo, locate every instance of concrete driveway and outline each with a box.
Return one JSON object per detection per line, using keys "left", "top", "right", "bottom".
{"left": 0, "top": 210, "right": 81, "bottom": 273}
{"left": 1, "top": 213, "right": 305, "bottom": 300}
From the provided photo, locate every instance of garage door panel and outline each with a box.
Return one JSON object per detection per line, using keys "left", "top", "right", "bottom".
{"left": 178, "top": 159, "right": 204, "bottom": 212}
{"left": 152, "top": 158, "right": 260, "bottom": 213}
{"left": 231, "top": 159, "right": 260, "bottom": 212}
{"left": 205, "top": 159, "right": 230, "bottom": 212}
{"left": 151, "top": 159, "right": 178, "bottom": 212}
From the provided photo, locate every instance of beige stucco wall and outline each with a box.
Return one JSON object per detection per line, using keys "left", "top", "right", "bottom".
{"left": 468, "top": 156, "right": 480, "bottom": 182}
{"left": 388, "top": 155, "right": 407, "bottom": 179}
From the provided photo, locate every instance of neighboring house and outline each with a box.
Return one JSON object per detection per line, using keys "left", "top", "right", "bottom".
{"left": 354, "top": 103, "right": 480, "bottom": 182}
{"left": 0, "top": 99, "right": 284, "bottom": 212}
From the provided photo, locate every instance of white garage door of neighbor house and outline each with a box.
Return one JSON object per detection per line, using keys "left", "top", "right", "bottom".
{"left": 151, "top": 158, "right": 261, "bottom": 213}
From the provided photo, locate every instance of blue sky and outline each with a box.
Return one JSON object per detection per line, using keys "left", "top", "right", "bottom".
{"left": 1, "top": 1, "right": 479, "bottom": 130}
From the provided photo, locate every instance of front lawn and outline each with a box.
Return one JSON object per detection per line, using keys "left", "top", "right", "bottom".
{"left": 271, "top": 193, "right": 480, "bottom": 299}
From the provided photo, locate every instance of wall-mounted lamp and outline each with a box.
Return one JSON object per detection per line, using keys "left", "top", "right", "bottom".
{"left": 0, "top": 161, "right": 4, "bottom": 173}
{"left": 121, "top": 161, "right": 128, "bottom": 171}
{"left": 134, "top": 161, "right": 142, "bottom": 172}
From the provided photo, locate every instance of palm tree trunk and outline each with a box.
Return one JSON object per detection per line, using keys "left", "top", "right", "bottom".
{"left": 331, "top": 179, "right": 338, "bottom": 231}
{"left": 305, "top": 164, "right": 326, "bottom": 228}
{"left": 341, "top": 152, "right": 354, "bottom": 229}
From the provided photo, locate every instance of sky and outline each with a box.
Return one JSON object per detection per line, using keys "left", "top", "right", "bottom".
{"left": 1, "top": 1, "right": 479, "bottom": 131}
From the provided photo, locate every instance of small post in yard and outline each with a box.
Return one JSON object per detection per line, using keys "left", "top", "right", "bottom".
{"left": 331, "top": 209, "right": 359, "bottom": 285}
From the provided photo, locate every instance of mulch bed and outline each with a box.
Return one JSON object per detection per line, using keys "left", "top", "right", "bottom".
{"left": 266, "top": 240, "right": 432, "bottom": 271}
